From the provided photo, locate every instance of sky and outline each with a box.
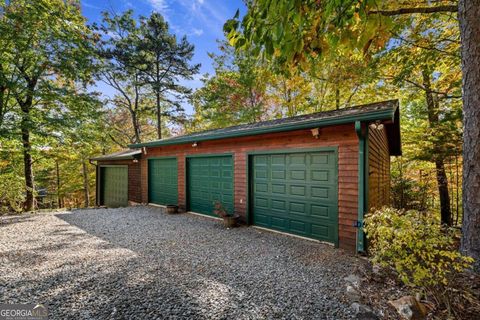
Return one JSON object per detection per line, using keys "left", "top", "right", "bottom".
{"left": 81, "top": 0, "right": 246, "bottom": 115}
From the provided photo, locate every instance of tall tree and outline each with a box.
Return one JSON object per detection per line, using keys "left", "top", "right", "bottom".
{"left": 95, "top": 11, "right": 147, "bottom": 145}
{"left": 375, "top": 10, "right": 461, "bottom": 225}
{"left": 459, "top": 0, "right": 480, "bottom": 270}
{"left": 0, "top": 0, "right": 96, "bottom": 211}
{"left": 137, "top": 13, "right": 200, "bottom": 139}
{"left": 192, "top": 42, "right": 267, "bottom": 129}
{"left": 422, "top": 67, "right": 452, "bottom": 225}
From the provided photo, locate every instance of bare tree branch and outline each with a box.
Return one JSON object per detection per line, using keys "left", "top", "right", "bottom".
{"left": 370, "top": 5, "right": 457, "bottom": 16}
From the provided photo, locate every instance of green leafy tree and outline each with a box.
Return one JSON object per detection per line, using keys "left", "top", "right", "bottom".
{"left": 376, "top": 11, "right": 462, "bottom": 226}
{"left": 95, "top": 11, "right": 199, "bottom": 142}
{"left": 192, "top": 42, "right": 267, "bottom": 129}
{"left": 95, "top": 11, "right": 159, "bottom": 145}
{"left": 94, "top": 11, "right": 144, "bottom": 145}
{"left": 0, "top": 0, "right": 98, "bottom": 211}
{"left": 226, "top": 0, "right": 480, "bottom": 271}
{"left": 137, "top": 13, "right": 200, "bottom": 139}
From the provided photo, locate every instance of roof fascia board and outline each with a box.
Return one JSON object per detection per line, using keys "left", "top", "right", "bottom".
{"left": 91, "top": 156, "right": 134, "bottom": 161}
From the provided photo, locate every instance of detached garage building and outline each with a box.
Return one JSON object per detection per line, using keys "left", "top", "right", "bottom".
{"left": 93, "top": 100, "right": 401, "bottom": 252}
{"left": 91, "top": 149, "right": 142, "bottom": 207}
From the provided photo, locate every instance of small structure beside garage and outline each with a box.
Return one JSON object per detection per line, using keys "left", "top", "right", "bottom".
{"left": 92, "top": 100, "right": 401, "bottom": 252}
{"left": 91, "top": 149, "right": 142, "bottom": 207}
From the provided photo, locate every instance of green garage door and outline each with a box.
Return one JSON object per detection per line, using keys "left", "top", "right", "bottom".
{"left": 101, "top": 166, "right": 128, "bottom": 207}
{"left": 148, "top": 158, "right": 178, "bottom": 205}
{"left": 187, "top": 156, "right": 233, "bottom": 216}
{"left": 251, "top": 150, "right": 338, "bottom": 244}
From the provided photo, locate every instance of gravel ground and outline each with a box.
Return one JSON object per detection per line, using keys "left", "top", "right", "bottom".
{"left": 1, "top": 206, "right": 364, "bottom": 319}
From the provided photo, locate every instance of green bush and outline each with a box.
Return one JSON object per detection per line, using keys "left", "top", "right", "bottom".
{"left": 364, "top": 207, "right": 473, "bottom": 287}
{"left": 0, "top": 172, "right": 25, "bottom": 214}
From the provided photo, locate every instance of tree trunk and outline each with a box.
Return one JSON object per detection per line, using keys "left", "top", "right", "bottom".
{"left": 155, "top": 59, "right": 162, "bottom": 140}
{"left": 435, "top": 159, "right": 452, "bottom": 225}
{"left": 56, "top": 159, "right": 62, "bottom": 208}
{"left": 132, "top": 74, "right": 142, "bottom": 144}
{"left": 335, "top": 86, "right": 340, "bottom": 110}
{"left": 156, "top": 91, "right": 161, "bottom": 140}
{"left": 422, "top": 68, "right": 452, "bottom": 225}
{"left": 21, "top": 105, "right": 34, "bottom": 212}
{"left": 459, "top": 0, "right": 480, "bottom": 271}
{"left": 82, "top": 160, "right": 90, "bottom": 207}
{"left": 455, "top": 153, "right": 460, "bottom": 226}
{"left": 130, "top": 109, "right": 141, "bottom": 144}
{"left": 0, "top": 86, "right": 5, "bottom": 130}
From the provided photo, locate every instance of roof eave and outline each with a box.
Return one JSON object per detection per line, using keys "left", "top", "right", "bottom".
{"left": 90, "top": 150, "right": 142, "bottom": 161}
{"left": 91, "top": 156, "right": 136, "bottom": 161}
{"left": 128, "top": 106, "right": 398, "bottom": 149}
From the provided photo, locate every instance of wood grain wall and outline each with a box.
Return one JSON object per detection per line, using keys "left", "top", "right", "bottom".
{"left": 368, "top": 127, "right": 391, "bottom": 211}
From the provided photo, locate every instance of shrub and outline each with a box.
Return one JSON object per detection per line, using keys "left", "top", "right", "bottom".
{"left": 364, "top": 207, "right": 473, "bottom": 288}
{"left": 213, "top": 201, "right": 233, "bottom": 218}
{"left": 0, "top": 172, "right": 25, "bottom": 214}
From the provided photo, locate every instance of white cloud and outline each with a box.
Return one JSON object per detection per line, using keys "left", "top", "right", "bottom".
{"left": 82, "top": 1, "right": 101, "bottom": 10}
{"left": 146, "top": 0, "right": 169, "bottom": 14}
{"left": 144, "top": 0, "right": 229, "bottom": 38}
{"left": 191, "top": 28, "right": 204, "bottom": 36}
{"left": 176, "top": 0, "right": 229, "bottom": 37}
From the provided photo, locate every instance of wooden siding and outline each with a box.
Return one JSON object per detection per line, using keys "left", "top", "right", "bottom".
{"left": 97, "top": 160, "right": 142, "bottom": 204}
{"left": 368, "top": 127, "right": 391, "bottom": 211}
{"left": 140, "top": 124, "right": 359, "bottom": 251}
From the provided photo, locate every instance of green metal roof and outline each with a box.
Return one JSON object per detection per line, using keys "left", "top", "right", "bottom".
{"left": 129, "top": 99, "right": 401, "bottom": 155}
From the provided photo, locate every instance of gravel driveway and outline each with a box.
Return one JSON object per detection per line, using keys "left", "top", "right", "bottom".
{"left": 1, "top": 206, "right": 363, "bottom": 319}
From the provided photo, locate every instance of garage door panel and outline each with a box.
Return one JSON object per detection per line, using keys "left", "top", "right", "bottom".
{"left": 222, "top": 182, "right": 233, "bottom": 190}
{"left": 289, "top": 202, "right": 306, "bottom": 214}
{"left": 255, "top": 182, "right": 268, "bottom": 192}
{"left": 149, "top": 158, "right": 178, "bottom": 205}
{"left": 272, "top": 170, "right": 286, "bottom": 179}
{"left": 255, "top": 196, "right": 269, "bottom": 209}
{"left": 290, "top": 170, "right": 306, "bottom": 180}
{"left": 188, "top": 155, "right": 233, "bottom": 216}
{"left": 311, "top": 154, "right": 330, "bottom": 165}
{"left": 252, "top": 151, "right": 338, "bottom": 244}
{"left": 102, "top": 166, "right": 128, "bottom": 208}
{"left": 311, "top": 204, "right": 331, "bottom": 218}
{"left": 271, "top": 154, "right": 285, "bottom": 164}
{"left": 290, "top": 185, "right": 306, "bottom": 196}
{"left": 255, "top": 170, "right": 267, "bottom": 179}
{"left": 222, "top": 193, "right": 234, "bottom": 201}
{"left": 311, "top": 170, "right": 330, "bottom": 182}
{"left": 254, "top": 155, "right": 268, "bottom": 164}
{"left": 222, "top": 170, "right": 232, "bottom": 178}
{"left": 271, "top": 216, "right": 287, "bottom": 229}
{"left": 290, "top": 220, "right": 307, "bottom": 234}
{"left": 290, "top": 154, "right": 306, "bottom": 164}
{"left": 271, "top": 184, "right": 286, "bottom": 194}
{"left": 311, "top": 186, "right": 329, "bottom": 198}
{"left": 271, "top": 199, "right": 286, "bottom": 210}
{"left": 311, "top": 224, "right": 331, "bottom": 238}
